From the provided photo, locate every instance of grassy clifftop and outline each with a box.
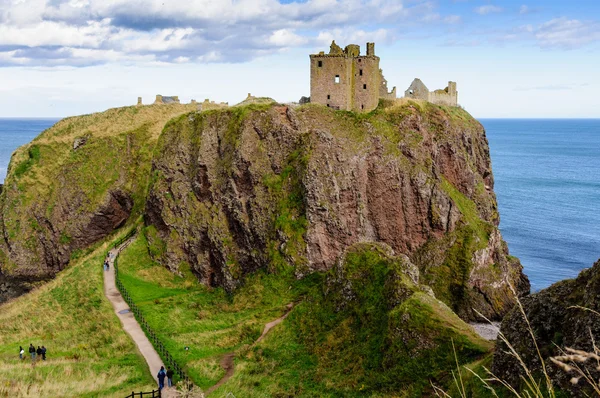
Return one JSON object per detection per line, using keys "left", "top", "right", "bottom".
{"left": 0, "top": 104, "right": 196, "bottom": 300}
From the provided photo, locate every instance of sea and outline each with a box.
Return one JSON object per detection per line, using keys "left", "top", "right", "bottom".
{"left": 0, "top": 118, "right": 599, "bottom": 291}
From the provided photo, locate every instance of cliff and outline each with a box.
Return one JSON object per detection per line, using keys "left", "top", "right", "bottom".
{"left": 0, "top": 104, "right": 196, "bottom": 302}
{"left": 492, "top": 258, "right": 600, "bottom": 396}
{"left": 0, "top": 100, "right": 528, "bottom": 320}
{"left": 144, "top": 100, "right": 528, "bottom": 320}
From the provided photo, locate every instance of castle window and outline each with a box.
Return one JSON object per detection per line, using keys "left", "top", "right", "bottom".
{"left": 359, "top": 69, "right": 363, "bottom": 76}
{"left": 327, "top": 104, "right": 330, "bottom": 107}
{"left": 327, "top": 94, "right": 330, "bottom": 100}
{"left": 335, "top": 75, "right": 340, "bottom": 84}
{"left": 363, "top": 84, "right": 367, "bottom": 89}
{"left": 358, "top": 59, "right": 362, "bottom": 62}
{"left": 318, "top": 60, "right": 322, "bottom": 67}
{"left": 409, "top": 89, "right": 414, "bottom": 95}
{"left": 361, "top": 104, "right": 364, "bottom": 109}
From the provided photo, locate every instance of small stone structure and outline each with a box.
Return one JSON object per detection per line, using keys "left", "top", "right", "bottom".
{"left": 309, "top": 41, "right": 396, "bottom": 112}
{"left": 199, "top": 99, "right": 229, "bottom": 111}
{"left": 154, "top": 95, "right": 180, "bottom": 105}
{"left": 137, "top": 97, "right": 142, "bottom": 106}
{"left": 404, "top": 78, "right": 458, "bottom": 107}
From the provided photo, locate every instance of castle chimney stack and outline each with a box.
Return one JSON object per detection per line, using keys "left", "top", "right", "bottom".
{"left": 366, "top": 42, "right": 375, "bottom": 56}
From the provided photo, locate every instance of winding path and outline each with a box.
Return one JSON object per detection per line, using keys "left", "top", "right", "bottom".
{"left": 103, "top": 240, "right": 165, "bottom": 390}
{"left": 205, "top": 303, "right": 295, "bottom": 395}
{"left": 105, "top": 236, "right": 295, "bottom": 396}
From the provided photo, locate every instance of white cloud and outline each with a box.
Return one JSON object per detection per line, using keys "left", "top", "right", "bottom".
{"left": 268, "top": 29, "right": 308, "bottom": 47}
{"left": 474, "top": 5, "right": 503, "bottom": 15}
{"left": 519, "top": 5, "right": 529, "bottom": 14}
{"left": 535, "top": 18, "right": 600, "bottom": 49}
{"left": 0, "top": 0, "right": 459, "bottom": 66}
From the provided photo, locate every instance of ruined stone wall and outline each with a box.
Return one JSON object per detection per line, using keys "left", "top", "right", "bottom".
{"left": 351, "top": 56, "right": 380, "bottom": 112}
{"left": 404, "top": 79, "right": 458, "bottom": 107}
{"left": 310, "top": 54, "right": 381, "bottom": 112}
{"left": 310, "top": 55, "right": 354, "bottom": 110}
{"left": 429, "top": 90, "right": 457, "bottom": 106}
{"left": 379, "top": 70, "right": 397, "bottom": 100}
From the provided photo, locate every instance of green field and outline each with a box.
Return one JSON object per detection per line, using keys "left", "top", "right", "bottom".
{"left": 117, "top": 233, "right": 492, "bottom": 397}
{"left": 0, "top": 236, "right": 154, "bottom": 397}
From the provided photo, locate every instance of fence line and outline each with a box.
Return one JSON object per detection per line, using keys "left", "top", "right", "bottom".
{"left": 124, "top": 389, "right": 162, "bottom": 398}
{"left": 112, "top": 228, "right": 192, "bottom": 390}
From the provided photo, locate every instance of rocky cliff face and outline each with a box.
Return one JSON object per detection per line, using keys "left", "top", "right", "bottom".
{"left": 144, "top": 100, "right": 528, "bottom": 320}
{"left": 0, "top": 104, "right": 196, "bottom": 302}
{"left": 492, "top": 258, "right": 600, "bottom": 396}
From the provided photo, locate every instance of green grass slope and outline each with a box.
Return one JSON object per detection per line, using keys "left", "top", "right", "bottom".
{"left": 0, "top": 236, "right": 154, "bottom": 397}
{"left": 118, "top": 233, "right": 492, "bottom": 397}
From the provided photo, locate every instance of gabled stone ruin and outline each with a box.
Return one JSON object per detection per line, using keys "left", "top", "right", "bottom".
{"left": 404, "top": 78, "right": 458, "bottom": 107}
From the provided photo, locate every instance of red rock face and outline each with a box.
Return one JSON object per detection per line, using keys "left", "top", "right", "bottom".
{"left": 145, "top": 103, "right": 529, "bottom": 321}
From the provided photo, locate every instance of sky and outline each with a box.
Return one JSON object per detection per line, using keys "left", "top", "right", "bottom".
{"left": 0, "top": 0, "right": 598, "bottom": 118}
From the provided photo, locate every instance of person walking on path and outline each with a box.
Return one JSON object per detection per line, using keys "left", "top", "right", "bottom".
{"left": 36, "top": 346, "right": 42, "bottom": 361}
{"left": 157, "top": 366, "right": 167, "bottom": 390}
{"left": 166, "top": 367, "right": 174, "bottom": 387}
{"left": 19, "top": 346, "right": 24, "bottom": 360}
{"left": 41, "top": 346, "right": 47, "bottom": 361}
{"left": 28, "top": 344, "right": 35, "bottom": 361}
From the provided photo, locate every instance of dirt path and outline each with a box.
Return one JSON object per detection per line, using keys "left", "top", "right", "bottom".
{"left": 205, "top": 303, "right": 294, "bottom": 396}
{"left": 103, "top": 239, "right": 167, "bottom": 392}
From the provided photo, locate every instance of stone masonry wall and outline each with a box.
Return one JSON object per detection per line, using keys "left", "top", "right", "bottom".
{"left": 310, "top": 42, "right": 382, "bottom": 112}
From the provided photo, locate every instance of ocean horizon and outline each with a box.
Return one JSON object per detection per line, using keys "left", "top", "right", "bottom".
{"left": 1, "top": 116, "right": 599, "bottom": 292}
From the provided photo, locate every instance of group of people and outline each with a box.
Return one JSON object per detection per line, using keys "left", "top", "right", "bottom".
{"left": 157, "top": 366, "right": 175, "bottom": 390}
{"left": 20, "top": 344, "right": 47, "bottom": 361}
{"left": 103, "top": 253, "right": 111, "bottom": 271}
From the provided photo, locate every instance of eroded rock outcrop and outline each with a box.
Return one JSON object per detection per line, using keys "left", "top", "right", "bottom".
{"left": 492, "top": 258, "right": 600, "bottom": 396}
{"left": 0, "top": 104, "right": 196, "bottom": 302}
{"left": 145, "top": 101, "right": 529, "bottom": 320}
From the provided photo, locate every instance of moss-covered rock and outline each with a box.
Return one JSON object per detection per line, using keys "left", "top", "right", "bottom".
{"left": 492, "top": 258, "right": 600, "bottom": 396}
{"left": 0, "top": 104, "right": 196, "bottom": 301}
{"left": 145, "top": 101, "right": 528, "bottom": 319}
{"left": 288, "top": 243, "right": 491, "bottom": 395}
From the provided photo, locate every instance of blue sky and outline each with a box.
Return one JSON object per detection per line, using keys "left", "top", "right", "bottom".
{"left": 0, "top": 0, "right": 598, "bottom": 118}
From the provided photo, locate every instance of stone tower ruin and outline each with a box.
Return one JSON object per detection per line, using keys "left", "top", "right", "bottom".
{"left": 310, "top": 41, "right": 396, "bottom": 113}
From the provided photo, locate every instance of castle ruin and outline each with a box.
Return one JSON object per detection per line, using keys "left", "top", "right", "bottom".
{"left": 310, "top": 41, "right": 458, "bottom": 112}
{"left": 404, "top": 78, "right": 458, "bottom": 107}
{"left": 310, "top": 41, "right": 396, "bottom": 113}
{"left": 154, "top": 95, "right": 180, "bottom": 104}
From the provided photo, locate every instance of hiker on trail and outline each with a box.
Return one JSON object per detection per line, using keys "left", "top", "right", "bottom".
{"left": 157, "top": 366, "right": 167, "bottom": 390}
{"left": 106, "top": 261, "right": 109, "bottom": 271}
{"left": 41, "top": 346, "right": 47, "bottom": 361}
{"left": 28, "top": 344, "right": 35, "bottom": 360}
{"left": 36, "top": 346, "right": 42, "bottom": 361}
{"left": 166, "top": 367, "right": 174, "bottom": 387}
{"left": 19, "top": 346, "right": 24, "bottom": 360}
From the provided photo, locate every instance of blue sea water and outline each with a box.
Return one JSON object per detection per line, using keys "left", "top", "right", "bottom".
{"left": 0, "top": 118, "right": 59, "bottom": 182}
{"left": 0, "top": 117, "right": 598, "bottom": 291}
{"left": 483, "top": 119, "right": 600, "bottom": 291}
